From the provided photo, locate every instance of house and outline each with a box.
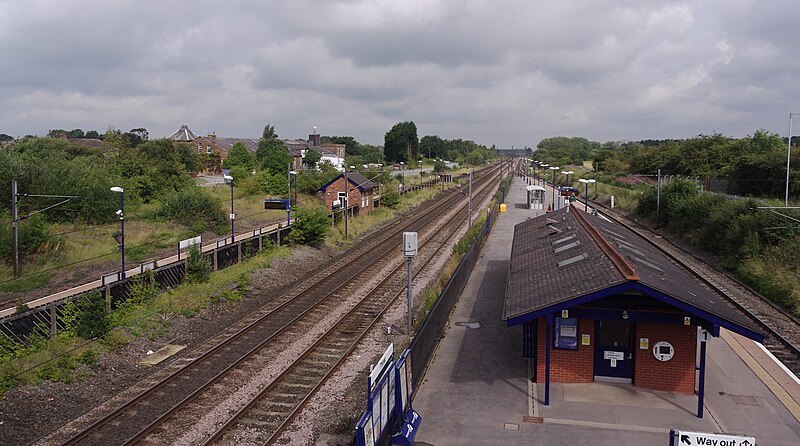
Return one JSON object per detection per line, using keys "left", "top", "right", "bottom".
{"left": 282, "top": 131, "right": 346, "bottom": 171}
{"left": 167, "top": 124, "right": 258, "bottom": 159}
{"left": 318, "top": 170, "right": 375, "bottom": 214}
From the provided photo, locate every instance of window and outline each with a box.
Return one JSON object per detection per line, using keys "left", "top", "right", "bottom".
{"left": 197, "top": 142, "right": 202, "bottom": 153}
{"left": 206, "top": 145, "right": 211, "bottom": 154}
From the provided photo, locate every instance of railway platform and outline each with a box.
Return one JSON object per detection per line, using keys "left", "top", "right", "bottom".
{"left": 411, "top": 173, "right": 800, "bottom": 445}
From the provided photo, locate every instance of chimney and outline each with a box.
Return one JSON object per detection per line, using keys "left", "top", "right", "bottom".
{"left": 210, "top": 132, "right": 217, "bottom": 145}
{"left": 309, "top": 131, "right": 320, "bottom": 146}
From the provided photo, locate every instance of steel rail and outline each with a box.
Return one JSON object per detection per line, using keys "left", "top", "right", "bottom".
{"left": 59, "top": 165, "right": 500, "bottom": 445}
{"left": 203, "top": 169, "right": 501, "bottom": 445}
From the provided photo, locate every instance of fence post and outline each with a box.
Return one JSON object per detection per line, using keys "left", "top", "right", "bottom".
{"left": 237, "top": 240, "right": 242, "bottom": 263}
{"left": 104, "top": 284, "right": 111, "bottom": 312}
{"left": 213, "top": 246, "right": 218, "bottom": 271}
{"left": 49, "top": 302, "right": 57, "bottom": 338}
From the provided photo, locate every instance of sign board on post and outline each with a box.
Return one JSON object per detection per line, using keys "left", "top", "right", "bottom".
{"left": 671, "top": 430, "right": 755, "bottom": 446}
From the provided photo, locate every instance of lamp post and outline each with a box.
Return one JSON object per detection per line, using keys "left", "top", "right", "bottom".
{"left": 561, "top": 170, "right": 574, "bottom": 187}
{"left": 560, "top": 170, "right": 574, "bottom": 210}
{"left": 290, "top": 170, "right": 298, "bottom": 205}
{"left": 224, "top": 175, "right": 234, "bottom": 242}
{"left": 579, "top": 179, "right": 596, "bottom": 212}
{"left": 540, "top": 163, "right": 548, "bottom": 186}
{"left": 549, "top": 166, "right": 559, "bottom": 209}
{"left": 110, "top": 187, "right": 125, "bottom": 279}
{"left": 787, "top": 113, "right": 799, "bottom": 207}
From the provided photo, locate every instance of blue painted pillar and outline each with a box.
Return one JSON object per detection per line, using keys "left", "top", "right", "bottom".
{"left": 697, "top": 333, "right": 708, "bottom": 418}
{"left": 545, "top": 314, "right": 552, "bottom": 406}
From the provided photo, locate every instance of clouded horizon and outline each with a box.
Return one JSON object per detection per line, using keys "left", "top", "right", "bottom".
{"left": 1, "top": 0, "right": 798, "bottom": 148}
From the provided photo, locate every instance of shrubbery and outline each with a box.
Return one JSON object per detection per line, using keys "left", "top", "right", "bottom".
{"left": 0, "top": 214, "right": 61, "bottom": 262}
{"left": 151, "top": 189, "right": 227, "bottom": 234}
{"left": 75, "top": 293, "right": 110, "bottom": 339}
{"left": 381, "top": 189, "right": 400, "bottom": 208}
{"left": 185, "top": 244, "right": 211, "bottom": 283}
{"left": 286, "top": 207, "right": 330, "bottom": 245}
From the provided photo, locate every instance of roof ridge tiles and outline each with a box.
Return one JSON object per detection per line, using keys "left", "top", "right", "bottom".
{"left": 572, "top": 209, "right": 640, "bottom": 281}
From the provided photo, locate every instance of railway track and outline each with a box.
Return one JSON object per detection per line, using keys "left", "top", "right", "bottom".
{"left": 515, "top": 160, "right": 800, "bottom": 376}
{"left": 203, "top": 176, "right": 498, "bottom": 445}
{"left": 57, "top": 165, "right": 502, "bottom": 445}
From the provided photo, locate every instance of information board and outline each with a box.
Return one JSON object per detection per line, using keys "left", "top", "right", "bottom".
{"left": 554, "top": 317, "right": 578, "bottom": 349}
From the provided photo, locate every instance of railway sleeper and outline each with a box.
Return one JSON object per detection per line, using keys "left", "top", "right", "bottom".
{"left": 237, "top": 417, "right": 281, "bottom": 428}
{"left": 278, "top": 382, "right": 314, "bottom": 391}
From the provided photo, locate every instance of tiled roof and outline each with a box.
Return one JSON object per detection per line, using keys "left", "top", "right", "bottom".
{"left": 214, "top": 137, "right": 259, "bottom": 153}
{"left": 317, "top": 171, "right": 374, "bottom": 192}
{"left": 346, "top": 171, "right": 374, "bottom": 190}
{"left": 504, "top": 207, "right": 759, "bottom": 334}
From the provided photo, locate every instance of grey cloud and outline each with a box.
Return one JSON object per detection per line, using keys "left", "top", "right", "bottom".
{"left": 1, "top": 0, "right": 800, "bottom": 145}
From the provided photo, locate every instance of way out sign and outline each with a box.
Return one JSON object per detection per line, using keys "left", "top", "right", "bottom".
{"left": 671, "top": 430, "right": 755, "bottom": 446}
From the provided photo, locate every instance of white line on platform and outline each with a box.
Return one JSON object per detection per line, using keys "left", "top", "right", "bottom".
{"left": 756, "top": 341, "right": 800, "bottom": 386}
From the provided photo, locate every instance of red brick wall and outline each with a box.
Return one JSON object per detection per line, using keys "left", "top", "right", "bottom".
{"left": 320, "top": 177, "right": 372, "bottom": 213}
{"left": 536, "top": 317, "right": 594, "bottom": 383}
{"left": 634, "top": 323, "right": 696, "bottom": 394}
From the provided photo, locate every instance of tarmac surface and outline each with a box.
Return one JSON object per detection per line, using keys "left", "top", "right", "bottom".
{"left": 412, "top": 174, "right": 800, "bottom": 445}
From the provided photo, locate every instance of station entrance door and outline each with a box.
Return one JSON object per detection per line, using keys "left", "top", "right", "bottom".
{"left": 594, "top": 320, "right": 634, "bottom": 383}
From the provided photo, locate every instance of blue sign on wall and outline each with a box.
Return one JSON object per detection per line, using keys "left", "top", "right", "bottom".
{"left": 554, "top": 317, "right": 578, "bottom": 350}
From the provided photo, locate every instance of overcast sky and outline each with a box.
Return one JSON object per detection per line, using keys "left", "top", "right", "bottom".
{"left": 1, "top": 0, "right": 798, "bottom": 147}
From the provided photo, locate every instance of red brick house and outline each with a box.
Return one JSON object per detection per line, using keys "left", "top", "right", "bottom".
{"left": 317, "top": 171, "right": 374, "bottom": 213}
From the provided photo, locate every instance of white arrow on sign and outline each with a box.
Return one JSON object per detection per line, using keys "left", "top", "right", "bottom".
{"left": 676, "top": 430, "right": 755, "bottom": 446}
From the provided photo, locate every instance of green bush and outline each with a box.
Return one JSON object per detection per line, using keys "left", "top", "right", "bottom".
{"left": 152, "top": 188, "right": 227, "bottom": 234}
{"left": 75, "top": 293, "right": 110, "bottom": 339}
{"left": 0, "top": 213, "right": 61, "bottom": 262}
{"left": 258, "top": 171, "right": 289, "bottom": 195}
{"left": 381, "top": 188, "right": 400, "bottom": 208}
{"left": 185, "top": 244, "right": 211, "bottom": 283}
{"left": 286, "top": 206, "right": 331, "bottom": 245}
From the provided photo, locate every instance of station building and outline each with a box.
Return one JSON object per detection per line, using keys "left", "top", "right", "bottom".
{"left": 504, "top": 207, "right": 765, "bottom": 416}
{"left": 317, "top": 171, "right": 375, "bottom": 214}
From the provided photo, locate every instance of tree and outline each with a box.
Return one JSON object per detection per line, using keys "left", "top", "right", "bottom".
{"left": 222, "top": 142, "right": 257, "bottom": 171}
{"left": 304, "top": 148, "right": 322, "bottom": 168}
{"left": 85, "top": 130, "right": 101, "bottom": 139}
{"left": 325, "top": 136, "right": 359, "bottom": 156}
{"left": 67, "top": 129, "right": 85, "bottom": 138}
{"left": 420, "top": 135, "right": 447, "bottom": 159}
{"left": 260, "top": 142, "right": 294, "bottom": 176}
{"left": 262, "top": 123, "right": 278, "bottom": 140}
{"left": 127, "top": 128, "right": 149, "bottom": 147}
{"left": 384, "top": 121, "right": 418, "bottom": 163}
{"left": 103, "top": 127, "right": 131, "bottom": 149}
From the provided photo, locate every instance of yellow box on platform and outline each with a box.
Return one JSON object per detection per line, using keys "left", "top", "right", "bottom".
{"left": 500, "top": 203, "right": 507, "bottom": 213}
